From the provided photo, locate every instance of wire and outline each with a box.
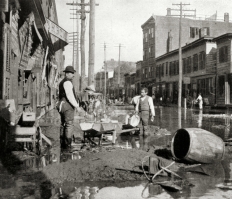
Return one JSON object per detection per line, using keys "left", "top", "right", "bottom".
{"left": 141, "top": 156, "right": 151, "bottom": 182}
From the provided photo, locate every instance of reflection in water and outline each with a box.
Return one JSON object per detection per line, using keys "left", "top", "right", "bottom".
{"left": 198, "top": 110, "right": 203, "bottom": 128}
{"left": 178, "top": 108, "right": 181, "bottom": 129}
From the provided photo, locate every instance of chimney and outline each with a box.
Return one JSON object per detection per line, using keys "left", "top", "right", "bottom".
{"left": 167, "top": 30, "right": 173, "bottom": 53}
{"left": 167, "top": 8, "right": 171, "bottom": 16}
{"left": 224, "top": 13, "right": 229, "bottom": 22}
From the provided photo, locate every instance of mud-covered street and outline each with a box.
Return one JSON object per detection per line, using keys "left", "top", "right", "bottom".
{"left": 0, "top": 106, "right": 232, "bottom": 199}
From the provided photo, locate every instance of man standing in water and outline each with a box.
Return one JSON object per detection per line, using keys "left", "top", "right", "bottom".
{"left": 135, "top": 87, "right": 155, "bottom": 136}
{"left": 58, "top": 66, "right": 79, "bottom": 151}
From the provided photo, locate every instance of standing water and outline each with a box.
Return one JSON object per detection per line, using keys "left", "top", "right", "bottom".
{"left": 0, "top": 107, "right": 232, "bottom": 198}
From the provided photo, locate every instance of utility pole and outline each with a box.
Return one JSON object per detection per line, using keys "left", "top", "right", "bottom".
{"left": 114, "top": 44, "right": 125, "bottom": 99}
{"left": 67, "top": 2, "right": 80, "bottom": 93}
{"left": 68, "top": 0, "right": 98, "bottom": 89}
{"left": 104, "top": 42, "right": 107, "bottom": 101}
{"left": 80, "top": 0, "right": 87, "bottom": 91}
{"left": 88, "top": 0, "right": 99, "bottom": 85}
{"left": 118, "top": 44, "right": 121, "bottom": 99}
{"left": 169, "top": 3, "right": 195, "bottom": 108}
{"left": 67, "top": 0, "right": 90, "bottom": 91}
{"left": 76, "top": 15, "right": 80, "bottom": 92}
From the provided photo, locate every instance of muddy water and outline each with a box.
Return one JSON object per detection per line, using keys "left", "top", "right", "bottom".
{"left": 1, "top": 107, "right": 232, "bottom": 198}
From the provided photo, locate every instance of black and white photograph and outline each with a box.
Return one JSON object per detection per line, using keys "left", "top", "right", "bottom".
{"left": 0, "top": 0, "right": 232, "bottom": 198}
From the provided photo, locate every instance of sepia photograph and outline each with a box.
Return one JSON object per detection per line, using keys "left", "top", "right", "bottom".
{"left": 0, "top": 0, "right": 232, "bottom": 198}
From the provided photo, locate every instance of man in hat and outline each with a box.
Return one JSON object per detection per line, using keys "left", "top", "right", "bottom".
{"left": 58, "top": 66, "right": 79, "bottom": 151}
{"left": 135, "top": 87, "right": 155, "bottom": 136}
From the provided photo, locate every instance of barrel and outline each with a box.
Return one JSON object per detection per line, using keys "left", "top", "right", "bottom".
{"left": 171, "top": 128, "right": 225, "bottom": 163}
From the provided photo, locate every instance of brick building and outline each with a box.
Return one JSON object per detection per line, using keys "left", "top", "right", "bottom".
{"left": 155, "top": 37, "right": 217, "bottom": 105}
{"left": 141, "top": 13, "right": 232, "bottom": 96}
{"left": 213, "top": 33, "right": 232, "bottom": 105}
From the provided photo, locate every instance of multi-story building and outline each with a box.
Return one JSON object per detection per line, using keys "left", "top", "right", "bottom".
{"left": 213, "top": 33, "right": 232, "bottom": 105}
{"left": 155, "top": 36, "right": 217, "bottom": 105}
{"left": 0, "top": 0, "right": 68, "bottom": 116}
{"left": 141, "top": 12, "right": 232, "bottom": 97}
{"left": 135, "top": 61, "right": 142, "bottom": 95}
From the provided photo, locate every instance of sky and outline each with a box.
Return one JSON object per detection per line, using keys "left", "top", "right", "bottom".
{"left": 55, "top": 0, "right": 232, "bottom": 74}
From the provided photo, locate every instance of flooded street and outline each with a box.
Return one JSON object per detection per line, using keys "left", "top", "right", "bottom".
{"left": 1, "top": 107, "right": 232, "bottom": 199}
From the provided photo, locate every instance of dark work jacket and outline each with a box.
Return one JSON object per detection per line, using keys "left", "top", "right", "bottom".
{"left": 59, "top": 78, "right": 78, "bottom": 109}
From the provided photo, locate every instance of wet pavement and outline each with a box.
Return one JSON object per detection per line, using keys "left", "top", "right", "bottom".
{"left": 1, "top": 106, "right": 232, "bottom": 198}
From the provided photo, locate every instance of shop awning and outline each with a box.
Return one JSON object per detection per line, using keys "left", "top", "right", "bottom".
{"left": 46, "top": 18, "right": 69, "bottom": 52}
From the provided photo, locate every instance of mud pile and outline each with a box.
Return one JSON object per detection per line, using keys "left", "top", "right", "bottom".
{"left": 42, "top": 148, "right": 162, "bottom": 184}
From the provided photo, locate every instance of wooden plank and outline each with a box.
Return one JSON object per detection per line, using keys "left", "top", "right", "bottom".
{"left": 41, "top": 132, "right": 52, "bottom": 146}
{"left": 121, "top": 128, "right": 140, "bottom": 133}
{"left": 15, "top": 138, "right": 33, "bottom": 142}
{"left": 11, "top": 126, "right": 36, "bottom": 135}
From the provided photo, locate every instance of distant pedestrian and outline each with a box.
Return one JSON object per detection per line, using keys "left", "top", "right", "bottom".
{"left": 196, "top": 93, "right": 203, "bottom": 110}
{"left": 135, "top": 87, "right": 155, "bottom": 136}
{"left": 57, "top": 66, "right": 79, "bottom": 151}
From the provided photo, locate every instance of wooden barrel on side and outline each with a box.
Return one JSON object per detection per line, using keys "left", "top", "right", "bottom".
{"left": 171, "top": 128, "right": 225, "bottom": 163}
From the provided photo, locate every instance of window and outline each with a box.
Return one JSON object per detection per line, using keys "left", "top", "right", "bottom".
{"left": 205, "top": 78, "right": 213, "bottom": 95}
{"left": 173, "top": 61, "right": 179, "bottom": 75}
{"left": 166, "top": 62, "right": 168, "bottom": 75}
{"left": 151, "top": 28, "right": 154, "bottom": 38}
{"left": 218, "top": 75, "right": 225, "bottom": 97}
{"left": 199, "top": 51, "right": 206, "bottom": 69}
{"left": 190, "top": 27, "right": 199, "bottom": 38}
{"left": 190, "top": 27, "right": 195, "bottom": 38}
{"left": 150, "top": 46, "right": 154, "bottom": 57}
{"left": 170, "top": 62, "right": 174, "bottom": 76}
{"left": 193, "top": 54, "right": 198, "bottom": 71}
{"left": 187, "top": 57, "right": 192, "bottom": 73}
{"left": 161, "top": 63, "right": 164, "bottom": 77}
{"left": 183, "top": 58, "right": 186, "bottom": 74}
{"left": 144, "top": 50, "right": 147, "bottom": 60}
{"left": 145, "top": 33, "right": 148, "bottom": 42}
{"left": 197, "top": 79, "right": 206, "bottom": 96}
{"left": 219, "top": 46, "right": 228, "bottom": 63}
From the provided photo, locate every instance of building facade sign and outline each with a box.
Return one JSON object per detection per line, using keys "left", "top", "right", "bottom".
{"left": 46, "top": 18, "right": 68, "bottom": 43}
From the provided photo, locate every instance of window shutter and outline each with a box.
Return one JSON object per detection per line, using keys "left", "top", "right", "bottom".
{"left": 6, "top": 26, "right": 11, "bottom": 72}
{"left": 199, "top": 28, "right": 202, "bottom": 38}
{"left": 206, "top": 27, "right": 210, "bottom": 36}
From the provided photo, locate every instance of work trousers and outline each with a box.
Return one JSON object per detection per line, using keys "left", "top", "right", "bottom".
{"left": 140, "top": 111, "right": 149, "bottom": 136}
{"left": 59, "top": 102, "right": 75, "bottom": 149}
